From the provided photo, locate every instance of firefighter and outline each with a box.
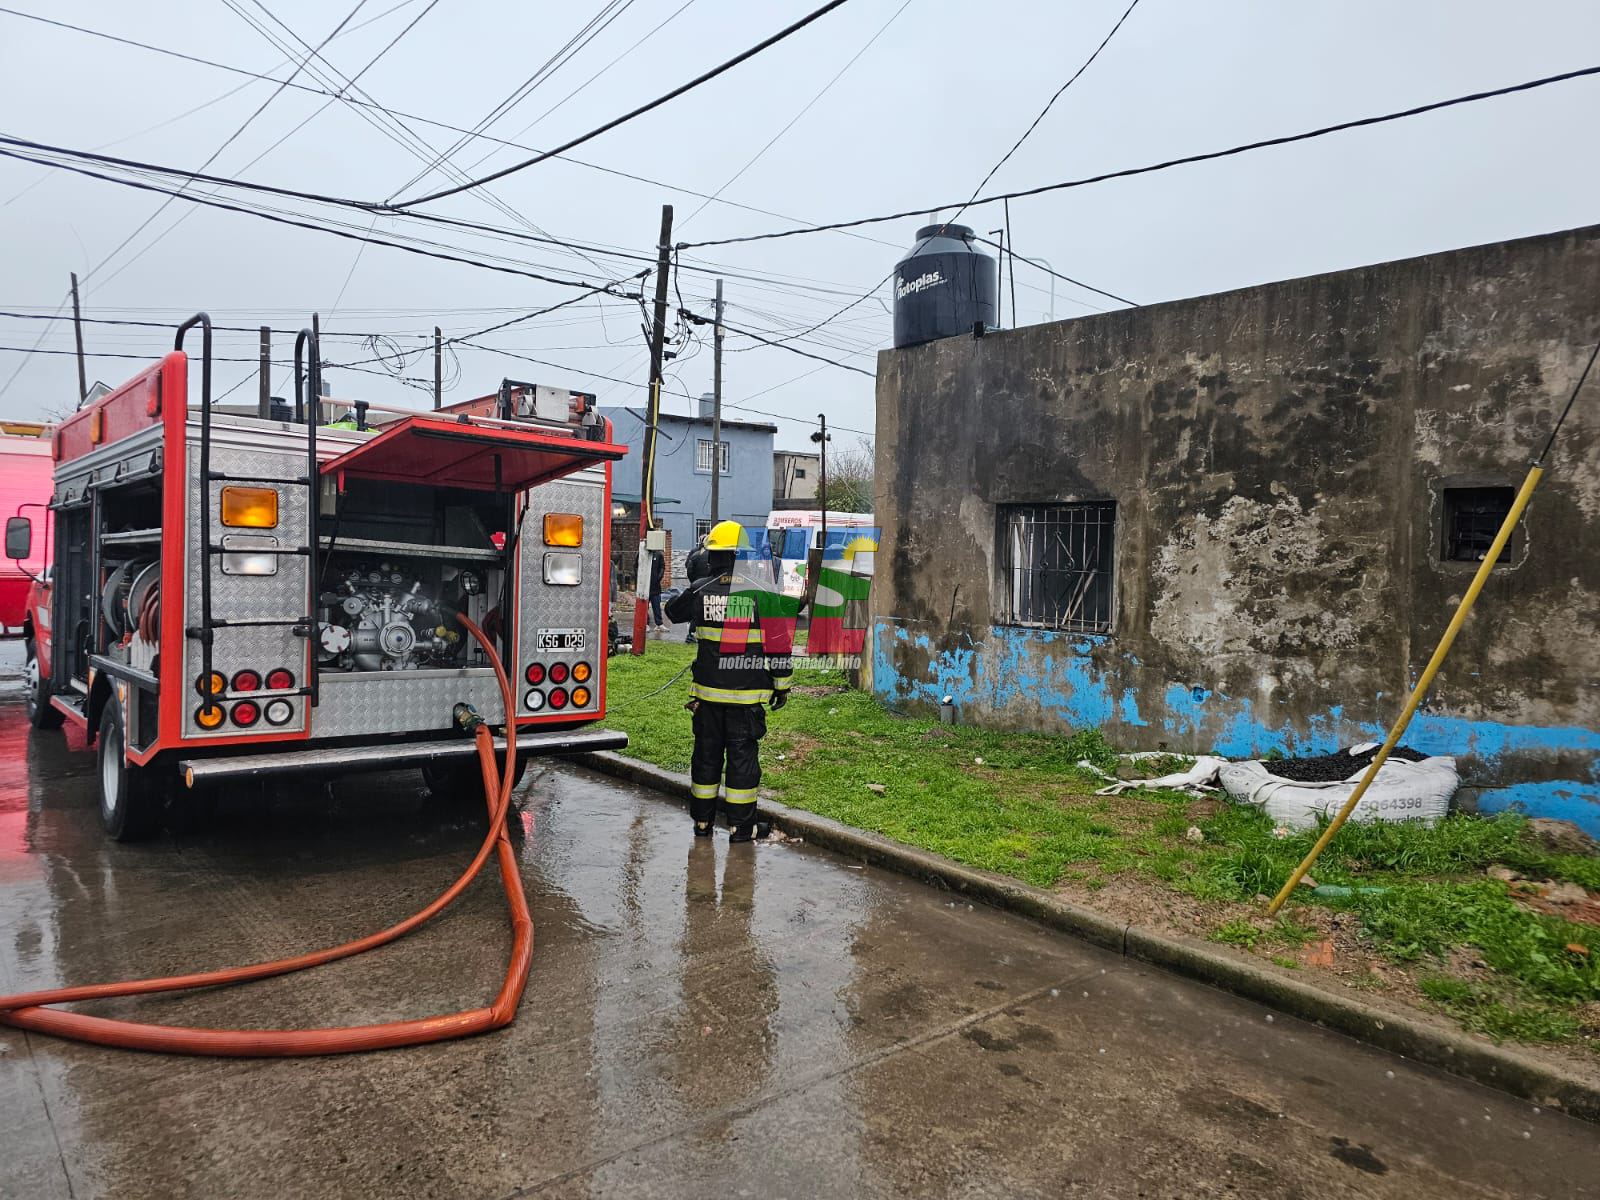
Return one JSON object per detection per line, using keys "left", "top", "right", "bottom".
{"left": 664, "top": 520, "right": 792, "bottom": 841}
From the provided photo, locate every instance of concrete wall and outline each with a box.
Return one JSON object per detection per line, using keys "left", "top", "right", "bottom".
{"left": 870, "top": 225, "right": 1600, "bottom": 832}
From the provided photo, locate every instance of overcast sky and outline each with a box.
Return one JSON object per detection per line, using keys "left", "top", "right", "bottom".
{"left": 2, "top": 0, "right": 1597, "bottom": 449}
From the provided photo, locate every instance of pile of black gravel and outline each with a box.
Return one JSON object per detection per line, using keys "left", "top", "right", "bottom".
{"left": 1262, "top": 744, "right": 1429, "bottom": 783}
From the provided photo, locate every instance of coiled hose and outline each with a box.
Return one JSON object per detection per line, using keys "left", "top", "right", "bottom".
{"left": 0, "top": 614, "right": 532, "bottom": 1056}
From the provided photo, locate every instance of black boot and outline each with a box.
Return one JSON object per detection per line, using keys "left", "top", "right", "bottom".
{"left": 728, "top": 820, "right": 754, "bottom": 843}
{"left": 693, "top": 820, "right": 714, "bottom": 838}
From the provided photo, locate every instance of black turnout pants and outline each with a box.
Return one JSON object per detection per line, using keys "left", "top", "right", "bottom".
{"left": 689, "top": 701, "right": 767, "bottom": 826}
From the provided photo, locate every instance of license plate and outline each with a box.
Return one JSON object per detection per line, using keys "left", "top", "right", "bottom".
{"left": 537, "top": 628, "right": 586, "bottom": 652}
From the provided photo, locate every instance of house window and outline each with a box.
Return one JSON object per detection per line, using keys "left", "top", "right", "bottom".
{"left": 1443, "top": 487, "right": 1515, "bottom": 563}
{"left": 1000, "top": 502, "right": 1116, "bottom": 634}
{"left": 794, "top": 467, "right": 807, "bottom": 479}
{"left": 696, "top": 439, "right": 730, "bottom": 474}
{"left": 695, "top": 518, "right": 713, "bottom": 540}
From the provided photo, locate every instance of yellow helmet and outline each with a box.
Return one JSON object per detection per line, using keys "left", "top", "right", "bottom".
{"left": 704, "top": 520, "right": 745, "bottom": 551}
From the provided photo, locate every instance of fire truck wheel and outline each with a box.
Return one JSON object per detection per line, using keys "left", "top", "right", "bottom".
{"left": 98, "top": 705, "right": 162, "bottom": 842}
{"left": 23, "top": 639, "right": 65, "bottom": 730}
{"left": 422, "top": 756, "right": 529, "bottom": 808}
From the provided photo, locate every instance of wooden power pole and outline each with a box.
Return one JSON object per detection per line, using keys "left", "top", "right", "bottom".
{"left": 632, "top": 204, "right": 674, "bottom": 655}
{"left": 258, "top": 326, "right": 271, "bottom": 417}
{"left": 433, "top": 326, "right": 442, "bottom": 409}
{"left": 70, "top": 273, "right": 87, "bottom": 403}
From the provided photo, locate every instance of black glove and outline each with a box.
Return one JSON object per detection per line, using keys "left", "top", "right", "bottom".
{"left": 769, "top": 690, "right": 788, "bottom": 711}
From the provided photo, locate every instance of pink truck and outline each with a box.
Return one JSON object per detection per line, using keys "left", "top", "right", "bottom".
{"left": 0, "top": 434, "right": 51, "bottom": 634}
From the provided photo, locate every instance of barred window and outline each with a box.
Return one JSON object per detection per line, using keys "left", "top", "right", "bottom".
{"left": 999, "top": 502, "right": 1116, "bottom": 633}
{"left": 1443, "top": 486, "right": 1514, "bottom": 563}
{"left": 695, "top": 518, "right": 713, "bottom": 540}
{"left": 695, "top": 438, "right": 730, "bottom": 474}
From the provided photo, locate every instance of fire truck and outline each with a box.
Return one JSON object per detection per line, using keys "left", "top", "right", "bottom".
{"left": 6, "top": 314, "right": 628, "bottom": 840}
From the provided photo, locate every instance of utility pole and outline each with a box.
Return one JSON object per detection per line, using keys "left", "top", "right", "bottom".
{"left": 632, "top": 204, "right": 674, "bottom": 655}
{"left": 805, "top": 413, "right": 830, "bottom": 611}
{"left": 69, "top": 273, "right": 87, "bottom": 404}
{"left": 258, "top": 326, "right": 271, "bottom": 417}
{"left": 710, "top": 277, "right": 724, "bottom": 522}
{"left": 311, "top": 312, "right": 321, "bottom": 424}
{"left": 433, "top": 326, "right": 442, "bottom": 409}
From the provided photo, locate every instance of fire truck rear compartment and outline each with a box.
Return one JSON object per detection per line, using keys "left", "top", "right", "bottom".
{"left": 316, "top": 477, "right": 511, "bottom": 676}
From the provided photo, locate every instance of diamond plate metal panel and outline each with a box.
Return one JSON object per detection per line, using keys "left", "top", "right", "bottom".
{"left": 310, "top": 670, "right": 508, "bottom": 738}
{"left": 516, "top": 471, "right": 605, "bottom": 715}
{"left": 183, "top": 441, "right": 311, "bottom": 736}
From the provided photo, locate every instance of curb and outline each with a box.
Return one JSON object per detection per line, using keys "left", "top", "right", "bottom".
{"left": 574, "top": 750, "right": 1600, "bottom": 1122}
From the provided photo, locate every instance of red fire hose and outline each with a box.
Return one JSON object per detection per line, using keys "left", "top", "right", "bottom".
{"left": 0, "top": 615, "right": 533, "bottom": 1056}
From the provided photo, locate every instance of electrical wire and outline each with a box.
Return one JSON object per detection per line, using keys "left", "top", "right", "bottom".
{"left": 96, "top": 0, "right": 442, "bottom": 293}
{"left": 392, "top": 0, "right": 855, "bottom": 207}
{"left": 676, "top": 62, "right": 1600, "bottom": 248}
{"left": 80, "top": 0, "right": 372, "bottom": 289}
{"left": 0, "top": 144, "right": 649, "bottom": 295}
{"left": 0, "top": 4, "right": 908, "bottom": 248}
{"left": 967, "top": 235, "right": 1132, "bottom": 307}
{"left": 676, "top": 0, "right": 913, "bottom": 232}
{"left": 680, "top": 308, "right": 874, "bottom": 377}
{"left": 390, "top": 0, "right": 640, "bottom": 197}
{"left": 948, "top": 0, "right": 1141, "bottom": 227}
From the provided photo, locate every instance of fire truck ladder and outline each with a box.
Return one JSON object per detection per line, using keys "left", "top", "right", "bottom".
{"left": 179, "top": 313, "right": 321, "bottom": 709}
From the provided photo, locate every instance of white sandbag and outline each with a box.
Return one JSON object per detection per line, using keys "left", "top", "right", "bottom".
{"left": 1218, "top": 756, "right": 1458, "bottom": 829}
{"left": 1096, "top": 755, "right": 1228, "bottom": 796}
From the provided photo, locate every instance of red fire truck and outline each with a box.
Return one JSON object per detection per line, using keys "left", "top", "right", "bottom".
{"left": 6, "top": 314, "right": 627, "bottom": 840}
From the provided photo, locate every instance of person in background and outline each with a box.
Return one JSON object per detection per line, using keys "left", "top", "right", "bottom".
{"left": 648, "top": 522, "right": 666, "bottom": 632}
{"left": 683, "top": 533, "right": 710, "bottom": 643}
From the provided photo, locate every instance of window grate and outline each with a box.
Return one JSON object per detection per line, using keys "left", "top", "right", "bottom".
{"left": 999, "top": 502, "right": 1116, "bottom": 633}
{"left": 695, "top": 518, "right": 713, "bottom": 540}
{"left": 695, "top": 438, "right": 730, "bottom": 474}
{"left": 1443, "top": 486, "right": 1514, "bottom": 563}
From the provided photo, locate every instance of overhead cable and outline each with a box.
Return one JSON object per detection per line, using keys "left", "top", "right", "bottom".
{"left": 675, "top": 63, "right": 1600, "bottom": 248}
{"left": 391, "top": 0, "right": 854, "bottom": 207}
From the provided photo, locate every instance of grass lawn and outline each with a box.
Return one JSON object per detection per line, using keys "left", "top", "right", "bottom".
{"left": 600, "top": 643, "right": 1600, "bottom": 1051}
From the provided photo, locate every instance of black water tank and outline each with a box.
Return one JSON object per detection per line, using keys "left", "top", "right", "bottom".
{"left": 892, "top": 223, "right": 999, "bottom": 349}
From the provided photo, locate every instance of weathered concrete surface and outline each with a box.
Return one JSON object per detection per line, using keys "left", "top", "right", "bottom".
{"left": 3, "top": 704, "right": 1598, "bottom": 1198}
{"left": 580, "top": 749, "right": 1600, "bottom": 1119}
{"left": 871, "top": 224, "right": 1600, "bottom": 830}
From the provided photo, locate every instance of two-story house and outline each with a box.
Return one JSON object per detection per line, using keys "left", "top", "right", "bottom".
{"left": 602, "top": 396, "right": 776, "bottom": 585}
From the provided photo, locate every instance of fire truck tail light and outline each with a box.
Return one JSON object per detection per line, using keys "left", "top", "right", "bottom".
{"left": 543, "top": 552, "right": 580, "bottom": 586}
{"left": 543, "top": 513, "right": 583, "bottom": 546}
{"left": 525, "top": 663, "right": 545, "bottom": 685}
{"left": 264, "top": 699, "right": 293, "bottom": 726}
{"left": 231, "top": 701, "right": 260, "bottom": 727}
{"left": 220, "top": 486, "right": 278, "bottom": 528}
{"left": 524, "top": 689, "right": 546, "bottom": 711}
{"left": 572, "top": 661, "right": 592, "bottom": 683}
{"left": 195, "top": 704, "right": 226, "bottom": 729}
{"left": 548, "top": 687, "right": 569, "bottom": 709}
{"left": 571, "top": 686, "right": 591, "bottom": 708}
{"left": 266, "top": 668, "right": 296, "bottom": 690}
{"left": 549, "top": 662, "right": 569, "bottom": 684}
{"left": 232, "top": 669, "right": 261, "bottom": 693}
{"left": 196, "top": 672, "right": 226, "bottom": 697}
{"left": 89, "top": 410, "right": 104, "bottom": 445}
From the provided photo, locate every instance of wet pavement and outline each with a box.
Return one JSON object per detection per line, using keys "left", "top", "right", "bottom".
{"left": 0, "top": 688, "right": 1596, "bottom": 1198}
